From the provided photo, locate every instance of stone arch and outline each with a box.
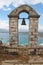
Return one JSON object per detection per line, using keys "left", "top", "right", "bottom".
{"left": 8, "top": 4, "right": 40, "bottom": 48}
{"left": 8, "top": 5, "right": 39, "bottom": 18}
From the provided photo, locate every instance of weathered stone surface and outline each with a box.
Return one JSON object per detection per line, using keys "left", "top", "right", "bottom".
{"left": 2, "top": 58, "right": 43, "bottom": 65}
{"left": 9, "top": 17, "right": 18, "bottom": 47}
{"left": 8, "top": 4, "right": 40, "bottom": 55}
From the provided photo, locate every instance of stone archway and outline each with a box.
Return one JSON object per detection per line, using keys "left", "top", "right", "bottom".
{"left": 8, "top": 5, "right": 40, "bottom": 48}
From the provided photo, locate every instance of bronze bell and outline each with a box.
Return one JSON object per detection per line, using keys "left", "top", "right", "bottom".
{"left": 21, "top": 18, "right": 26, "bottom": 25}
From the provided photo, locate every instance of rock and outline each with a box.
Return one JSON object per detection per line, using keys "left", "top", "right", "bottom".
{"left": 0, "top": 40, "right": 3, "bottom": 46}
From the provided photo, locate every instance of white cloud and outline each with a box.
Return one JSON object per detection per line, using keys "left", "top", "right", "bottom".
{"left": 0, "top": 0, "right": 12, "bottom": 8}
{"left": 38, "top": 14, "right": 43, "bottom": 32}
{"left": 0, "top": 0, "right": 43, "bottom": 10}
{"left": 12, "top": 0, "right": 43, "bottom": 7}
{"left": 18, "top": 24, "right": 29, "bottom": 32}
{"left": 0, "top": 20, "right": 9, "bottom": 30}
{"left": 38, "top": 24, "right": 43, "bottom": 32}
{"left": 3, "top": 7, "right": 11, "bottom": 11}
{"left": 0, "top": 0, "right": 12, "bottom": 10}
{"left": 18, "top": 23, "right": 43, "bottom": 32}
{"left": 0, "top": 19, "right": 43, "bottom": 32}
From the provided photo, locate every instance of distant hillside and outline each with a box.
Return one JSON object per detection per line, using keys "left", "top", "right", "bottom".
{"left": 0, "top": 29, "right": 43, "bottom": 38}
{"left": 38, "top": 32, "right": 43, "bottom": 38}
{"left": 0, "top": 29, "right": 9, "bottom": 33}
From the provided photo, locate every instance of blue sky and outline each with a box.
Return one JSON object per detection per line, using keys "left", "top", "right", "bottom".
{"left": 0, "top": 0, "right": 43, "bottom": 32}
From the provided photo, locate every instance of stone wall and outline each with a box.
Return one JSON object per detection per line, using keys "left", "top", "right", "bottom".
{"left": 9, "top": 17, "right": 18, "bottom": 47}
{"left": 2, "top": 58, "right": 43, "bottom": 65}
{"left": 8, "top": 5, "right": 40, "bottom": 50}
{"left": 29, "top": 18, "right": 38, "bottom": 47}
{"left": 9, "top": 17, "right": 38, "bottom": 48}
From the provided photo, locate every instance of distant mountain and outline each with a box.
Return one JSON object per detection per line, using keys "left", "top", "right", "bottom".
{"left": 0, "top": 29, "right": 43, "bottom": 38}
{"left": 0, "top": 29, "right": 9, "bottom": 33}
{"left": 18, "top": 29, "right": 29, "bottom": 32}
{"left": 38, "top": 32, "right": 43, "bottom": 38}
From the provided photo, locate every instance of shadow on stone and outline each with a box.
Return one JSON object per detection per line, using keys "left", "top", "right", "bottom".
{"left": 8, "top": 52, "right": 19, "bottom": 55}
{"left": 30, "top": 49, "right": 36, "bottom": 55}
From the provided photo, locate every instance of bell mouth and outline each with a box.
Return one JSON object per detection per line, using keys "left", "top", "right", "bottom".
{"left": 21, "top": 18, "right": 26, "bottom": 25}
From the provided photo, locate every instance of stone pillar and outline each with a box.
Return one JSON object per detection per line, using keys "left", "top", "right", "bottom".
{"left": 29, "top": 17, "right": 38, "bottom": 48}
{"left": 9, "top": 17, "right": 18, "bottom": 47}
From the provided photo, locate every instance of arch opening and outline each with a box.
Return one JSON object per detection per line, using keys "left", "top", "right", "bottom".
{"left": 18, "top": 12, "right": 29, "bottom": 46}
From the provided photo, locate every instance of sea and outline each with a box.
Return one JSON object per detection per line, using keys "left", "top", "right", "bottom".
{"left": 0, "top": 32, "right": 43, "bottom": 45}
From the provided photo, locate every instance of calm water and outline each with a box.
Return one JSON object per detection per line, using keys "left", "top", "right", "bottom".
{"left": 0, "top": 33, "right": 9, "bottom": 44}
{"left": 19, "top": 33, "right": 43, "bottom": 46}
{"left": 0, "top": 33, "right": 43, "bottom": 45}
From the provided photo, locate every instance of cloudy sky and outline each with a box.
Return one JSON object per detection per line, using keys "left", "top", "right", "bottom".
{"left": 0, "top": 0, "right": 43, "bottom": 32}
